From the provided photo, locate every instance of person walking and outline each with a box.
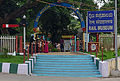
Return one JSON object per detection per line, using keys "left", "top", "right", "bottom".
{"left": 60, "top": 38, "right": 64, "bottom": 52}
{"left": 36, "top": 35, "right": 39, "bottom": 53}
{"left": 29, "top": 36, "right": 34, "bottom": 53}
{"left": 56, "top": 43, "right": 61, "bottom": 52}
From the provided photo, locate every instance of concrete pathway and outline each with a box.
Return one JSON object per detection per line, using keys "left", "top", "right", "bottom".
{"left": 0, "top": 73, "right": 120, "bottom": 81}
{"left": 37, "top": 52, "right": 87, "bottom": 55}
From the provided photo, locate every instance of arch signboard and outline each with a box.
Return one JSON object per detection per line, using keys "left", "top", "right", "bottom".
{"left": 34, "top": 2, "right": 85, "bottom": 29}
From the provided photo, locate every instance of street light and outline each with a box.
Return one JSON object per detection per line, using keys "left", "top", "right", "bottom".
{"left": 23, "top": 15, "right": 26, "bottom": 50}
{"left": 23, "top": 15, "right": 26, "bottom": 63}
{"left": 23, "top": 15, "right": 26, "bottom": 19}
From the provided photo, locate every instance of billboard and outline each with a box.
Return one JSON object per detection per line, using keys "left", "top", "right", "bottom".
{"left": 88, "top": 10, "right": 114, "bottom": 32}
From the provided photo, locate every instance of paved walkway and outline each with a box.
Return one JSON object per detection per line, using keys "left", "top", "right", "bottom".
{"left": 37, "top": 52, "right": 87, "bottom": 55}
{"left": 0, "top": 73, "right": 120, "bottom": 81}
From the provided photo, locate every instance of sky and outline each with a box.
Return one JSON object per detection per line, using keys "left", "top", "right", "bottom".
{"left": 71, "top": 0, "right": 112, "bottom": 19}
{"left": 93, "top": 0, "right": 112, "bottom": 9}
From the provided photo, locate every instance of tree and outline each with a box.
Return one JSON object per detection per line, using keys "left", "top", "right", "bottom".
{"left": 1, "top": 0, "right": 119, "bottom": 36}
{"left": 0, "top": 0, "right": 40, "bottom": 35}
{"left": 40, "top": 7, "right": 71, "bottom": 43}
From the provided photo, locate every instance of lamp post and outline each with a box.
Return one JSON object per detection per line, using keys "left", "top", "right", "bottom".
{"left": 23, "top": 15, "right": 26, "bottom": 63}
{"left": 23, "top": 15, "right": 26, "bottom": 50}
{"left": 115, "top": 0, "right": 119, "bottom": 71}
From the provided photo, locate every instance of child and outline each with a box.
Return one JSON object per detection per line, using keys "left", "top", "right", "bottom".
{"left": 56, "top": 43, "right": 61, "bottom": 52}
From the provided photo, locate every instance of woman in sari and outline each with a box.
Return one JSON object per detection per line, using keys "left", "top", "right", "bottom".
{"left": 44, "top": 39, "right": 49, "bottom": 53}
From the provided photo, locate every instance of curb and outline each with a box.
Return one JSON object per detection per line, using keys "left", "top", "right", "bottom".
{"left": 0, "top": 55, "right": 37, "bottom": 75}
{"left": 89, "top": 54, "right": 120, "bottom": 77}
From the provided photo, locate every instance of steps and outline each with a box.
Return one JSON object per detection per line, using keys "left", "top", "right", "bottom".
{"left": 32, "top": 55, "right": 102, "bottom": 77}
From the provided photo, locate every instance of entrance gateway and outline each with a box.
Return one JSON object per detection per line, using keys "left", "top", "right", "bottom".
{"left": 33, "top": 2, "right": 86, "bottom": 52}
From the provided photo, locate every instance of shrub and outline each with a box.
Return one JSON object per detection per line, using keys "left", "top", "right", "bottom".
{"left": 48, "top": 44, "right": 53, "bottom": 49}
{"left": 51, "top": 48, "right": 58, "bottom": 52}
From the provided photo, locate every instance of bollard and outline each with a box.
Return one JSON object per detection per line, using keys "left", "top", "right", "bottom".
{"left": 35, "top": 40, "right": 37, "bottom": 55}
{"left": 76, "top": 40, "right": 79, "bottom": 52}
{"left": 31, "top": 43, "right": 33, "bottom": 57}
{"left": 23, "top": 48, "right": 25, "bottom": 63}
{"left": 96, "top": 33, "right": 99, "bottom": 42}
{"left": 83, "top": 40, "right": 84, "bottom": 53}
{"left": 96, "top": 44, "right": 98, "bottom": 57}
{"left": 90, "top": 43, "right": 92, "bottom": 54}
{"left": 102, "top": 47, "right": 103, "bottom": 62}
{"left": 20, "top": 36, "right": 23, "bottom": 53}
{"left": 27, "top": 45, "right": 29, "bottom": 60}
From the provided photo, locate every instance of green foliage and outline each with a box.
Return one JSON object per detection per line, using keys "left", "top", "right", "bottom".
{"left": 51, "top": 48, "right": 59, "bottom": 52}
{"left": 48, "top": 43, "right": 54, "bottom": 49}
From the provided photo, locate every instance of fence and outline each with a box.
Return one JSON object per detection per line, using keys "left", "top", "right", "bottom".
{"left": 0, "top": 36, "right": 23, "bottom": 53}
{"left": 99, "top": 34, "right": 120, "bottom": 51}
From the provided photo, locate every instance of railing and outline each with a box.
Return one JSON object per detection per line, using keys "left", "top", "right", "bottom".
{"left": 99, "top": 34, "right": 120, "bottom": 51}
{"left": 0, "top": 36, "right": 23, "bottom": 53}
{"left": 0, "top": 36, "right": 16, "bottom": 53}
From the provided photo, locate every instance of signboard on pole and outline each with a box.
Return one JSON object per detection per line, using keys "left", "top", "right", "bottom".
{"left": 88, "top": 42, "right": 99, "bottom": 52}
{"left": 88, "top": 10, "right": 114, "bottom": 32}
{"left": 2, "top": 24, "right": 19, "bottom": 28}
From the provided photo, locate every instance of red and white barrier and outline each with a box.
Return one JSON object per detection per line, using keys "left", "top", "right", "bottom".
{"left": 2, "top": 24, "right": 19, "bottom": 28}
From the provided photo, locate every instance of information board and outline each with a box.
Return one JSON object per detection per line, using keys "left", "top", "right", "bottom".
{"left": 88, "top": 10, "right": 114, "bottom": 32}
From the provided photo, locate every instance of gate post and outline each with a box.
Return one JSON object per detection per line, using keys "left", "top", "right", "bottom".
{"left": 96, "top": 33, "right": 99, "bottom": 42}
{"left": 70, "top": 39, "right": 72, "bottom": 52}
{"left": 75, "top": 36, "right": 76, "bottom": 52}
{"left": 35, "top": 40, "right": 37, "bottom": 54}
{"left": 31, "top": 43, "right": 33, "bottom": 57}
{"left": 19, "top": 36, "right": 23, "bottom": 54}
{"left": 27, "top": 45, "right": 29, "bottom": 60}
{"left": 76, "top": 40, "right": 79, "bottom": 52}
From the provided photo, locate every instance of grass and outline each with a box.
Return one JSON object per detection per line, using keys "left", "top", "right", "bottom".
{"left": 85, "top": 49, "right": 120, "bottom": 61}
{"left": 1, "top": 49, "right": 120, "bottom": 63}
{"left": 0, "top": 55, "right": 30, "bottom": 64}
